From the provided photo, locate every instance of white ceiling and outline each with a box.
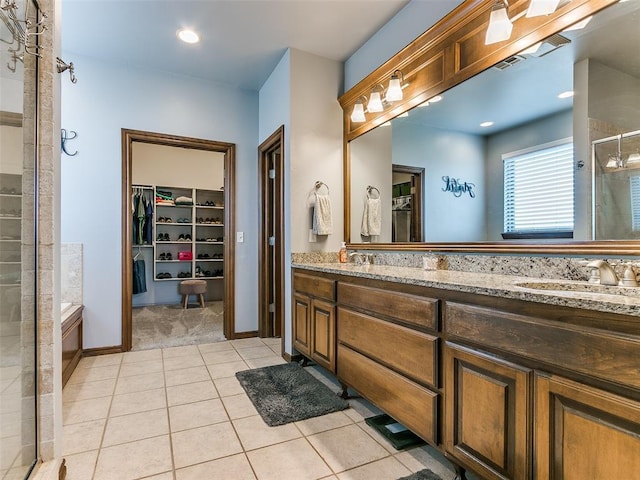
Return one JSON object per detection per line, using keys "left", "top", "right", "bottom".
{"left": 61, "top": 0, "right": 411, "bottom": 91}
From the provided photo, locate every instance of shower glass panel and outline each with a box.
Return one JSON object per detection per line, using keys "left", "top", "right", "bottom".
{"left": 0, "top": 0, "right": 39, "bottom": 477}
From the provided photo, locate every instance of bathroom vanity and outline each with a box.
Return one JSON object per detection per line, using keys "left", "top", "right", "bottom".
{"left": 292, "top": 264, "right": 640, "bottom": 480}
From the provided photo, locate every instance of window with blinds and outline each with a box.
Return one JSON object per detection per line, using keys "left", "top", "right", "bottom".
{"left": 503, "top": 139, "right": 574, "bottom": 239}
{"left": 631, "top": 176, "right": 640, "bottom": 232}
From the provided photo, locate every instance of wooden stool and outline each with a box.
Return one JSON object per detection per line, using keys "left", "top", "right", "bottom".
{"left": 179, "top": 280, "right": 207, "bottom": 309}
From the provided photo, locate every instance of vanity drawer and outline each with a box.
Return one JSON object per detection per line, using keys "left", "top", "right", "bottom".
{"left": 338, "top": 307, "right": 438, "bottom": 388}
{"left": 338, "top": 344, "right": 439, "bottom": 444}
{"left": 293, "top": 272, "right": 335, "bottom": 301}
{"left": 445, "top": 301, "right": 640, "bottom": 390}
{"left": 338, "top": 282, "right": 438, "bottom": 331}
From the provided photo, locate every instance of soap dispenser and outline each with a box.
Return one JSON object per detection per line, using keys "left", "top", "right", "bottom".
{"left": 339, "top": 242, "right": 348, "bottom": 263}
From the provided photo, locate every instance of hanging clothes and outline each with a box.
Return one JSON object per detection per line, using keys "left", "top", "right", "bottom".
{"left": 132, "top": 192, "right": 140, "bottom": 245}
{"left": 133, "top": 258, "right": 147, "bottom": 294}
{"left": 144, "top": 193, "right": 154, "bottom": 244}
{"left": 136, "top": 191, "right": 146, "bottom": 246}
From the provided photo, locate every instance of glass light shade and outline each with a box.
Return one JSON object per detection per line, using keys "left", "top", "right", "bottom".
{"left": 485, "top": 5, "right": 513, "bottom": 45}
{"left": 628, "top": 152, "right": 640, "bottom": 165}
{"left": 606, "top": 154, "right": 621, "bottom": 169}
{"left": 351, "top": 102, "right": 366, "bottom": 123}
{"left": 386, "top": 77, "right": 403, "bottom": 102}
{"left": 526, "top": 0, "right": 560, "bottom": 18}
{"left": 367, "top": 91, "right": 384, "bottom": 113}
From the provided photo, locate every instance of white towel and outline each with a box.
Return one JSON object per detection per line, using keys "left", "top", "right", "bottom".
{"left": 312, "top": 193, "right": 333, "bottom": 235}
{"left": 361, "top": 197, "right": 381, "bottom": 236}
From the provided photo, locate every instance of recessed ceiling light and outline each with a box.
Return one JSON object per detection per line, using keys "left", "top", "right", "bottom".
{"left": 480, "top": 121, "right": 494, "bottom": 128}
{"left": 558, "top": 91, "right": 574, "bottom": 99}
{"left": 177, "top": 29, "right": 200, "bottom": 44}
{"left": 429, "top": 95, "right": 443, "bottom": 103}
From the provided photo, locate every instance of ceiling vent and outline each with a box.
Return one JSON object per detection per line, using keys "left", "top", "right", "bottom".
{"left": 529, "top": 33, "right": 571, "bottom": 58}
{"left": 493, "top": 55, "right": 526, "bottom": 70}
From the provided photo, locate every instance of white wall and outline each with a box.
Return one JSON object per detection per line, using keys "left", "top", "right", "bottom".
{"left": 344, "top": 0, "right": 463, "bottom": 91}
{"left": 61, "top": 53, "right": 259, "bottom": 348}
{"left": 0, "top": 77, "right": 23, "bottom": 113}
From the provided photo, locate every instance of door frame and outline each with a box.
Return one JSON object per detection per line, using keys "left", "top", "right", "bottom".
{"left": 392, "top": 164, "right": 425, "bottom": 242}
{"left": 121, "top": 128, "right": 237, "bottom": 351}
{"left": 258, "top": 126, "right": 285, "bottom": 342}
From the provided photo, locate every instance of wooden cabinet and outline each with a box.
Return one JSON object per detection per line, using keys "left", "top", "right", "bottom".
{"left": 444, "top": 343, "right": 531, "bottom": 480}
{"left": 535, "top": 373, "right": 640, "bottom": 480}
{"left": 292, "top": 271, "right": 336, "bottom": 372}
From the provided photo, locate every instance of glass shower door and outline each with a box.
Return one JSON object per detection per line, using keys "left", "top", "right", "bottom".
{"left": 0, "top": 0, "right": 39, "bottom": 477}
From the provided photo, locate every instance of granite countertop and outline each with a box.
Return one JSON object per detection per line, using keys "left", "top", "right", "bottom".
{"left": 292, "top": 262, "right": 640, "bottom": 317}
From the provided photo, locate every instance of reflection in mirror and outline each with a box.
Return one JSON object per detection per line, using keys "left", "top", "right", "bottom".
{"left": 349, "top": 0, "right": 640, "bottom": 244}
{"left": 0, "top": 0, "right": 39, "bottom": 477}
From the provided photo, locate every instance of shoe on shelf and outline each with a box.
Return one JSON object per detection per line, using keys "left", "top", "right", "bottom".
{"left": 166, "top": 252, "right": 173, "bottom": 260}
{"left": 164, "top": 233, "right": 171, "bottom": 241}
{"left": 178, "top": 234, "right": 185, "bottom": 241}
{"left": 185, "top": 234, "right": 192, "bottom": 241}
{"left": 159, "top": 253, "right": 166, "bottom": 260}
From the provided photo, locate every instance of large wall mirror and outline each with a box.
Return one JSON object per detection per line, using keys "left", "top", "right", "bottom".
{"left": 344, "top": 0, "right": 640, "bottom": 254}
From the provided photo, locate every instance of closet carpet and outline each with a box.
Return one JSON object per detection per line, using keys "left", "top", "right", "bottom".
{"left": 132, "top": 302, "right": 225, "bottom": 350}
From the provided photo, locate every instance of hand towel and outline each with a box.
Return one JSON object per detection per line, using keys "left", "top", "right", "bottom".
{"left": 312, "top": 193, "right": 333, "bottom": 235}
{"left": 361, "top": 197, "right": 381, "bottom": 236}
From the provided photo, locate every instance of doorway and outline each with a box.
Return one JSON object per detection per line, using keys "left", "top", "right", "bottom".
{"left": 121, "top": 129, "right": 237, "bottom": 351}
{"left": 258, "top": 126, "right": 284, "bottom": 343}
{"left": 392, "top": 164, "right": 424, "bottom": 242}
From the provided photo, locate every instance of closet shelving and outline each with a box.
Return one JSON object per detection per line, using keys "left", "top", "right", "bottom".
{"left": 0, "top": 173, "right": 22, "bottom": 288}
{"left": 136, "top": 184, "right": 224, "bottom": 282}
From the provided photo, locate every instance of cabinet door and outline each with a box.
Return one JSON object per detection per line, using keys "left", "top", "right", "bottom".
{"left": 444, "top": 343, "right": 531, "bottom": 480}
{"left": 293, "top": 293, "right": 311, "bottom": 356}
{"left": 535, "top": 373, "right": 640, "bottom": 480}
{"left": 311, "top": 298, "right": 335, "bottom": 373}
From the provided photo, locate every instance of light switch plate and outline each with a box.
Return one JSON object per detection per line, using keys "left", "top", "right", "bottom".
{"left": 237, "top": 232, "right": 244, "bottom": 243}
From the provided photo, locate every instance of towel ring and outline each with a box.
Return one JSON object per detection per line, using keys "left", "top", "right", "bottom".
{"left": 367, "top": 185, "right": 380, "bottom": 199}
{"left": 315, "top": 181, "right": 330, "bottom": 194}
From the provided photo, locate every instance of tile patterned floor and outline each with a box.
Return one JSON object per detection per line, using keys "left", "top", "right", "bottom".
{"left": 62, "top": 338, "right": 459, "bottom": 480}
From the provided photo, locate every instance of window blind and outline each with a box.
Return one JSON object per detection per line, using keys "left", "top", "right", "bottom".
{"left": 631, "top": 176, "right": 640, "bottom": 232}
{"left": 503, "top": 140, "right": 574, "bottom": 236}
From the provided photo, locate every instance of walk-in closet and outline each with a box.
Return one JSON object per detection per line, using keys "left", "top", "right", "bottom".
{"left": 129, "top": 140, "right": 231, "bottom": 349}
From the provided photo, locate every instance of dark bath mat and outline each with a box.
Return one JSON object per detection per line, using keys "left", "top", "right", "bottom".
{"left": 397, "top": 468, "right": 443, "bottom": 480}
{"left": 235, "top": 362, "right": 349, "bottom": 426}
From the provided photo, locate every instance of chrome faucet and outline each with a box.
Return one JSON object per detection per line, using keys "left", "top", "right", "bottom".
{"left": 586, "top": 260, "right": 618, "bottom": 286}
{"left": 348, "top": 252, "right": 372, "bottom": 265}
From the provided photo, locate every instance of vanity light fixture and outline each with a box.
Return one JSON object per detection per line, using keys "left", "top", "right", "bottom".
{"left": 386, "top": 70, "right": 404, "bottom": 102}
{"left": 526, "top": 0, "right": 561, "bottom": 17}
{"left": 351, "top": 97, "right": 367, "bottom": 123}
{"left": 480, "top": 121, "right": 494, "bottom": 127}
{"left": 485, "top": 0, "right": 513, "bottom": 45}
{"left": 367, "top": 85, "right": 385, "bottom": 113}
{"left": 558, "top": 90, "right": 574, "bottom": 99}
{"left": 627, "top": 151, "right": 640, "bottom": 166}
{"left": 177, "top": 28, "right": 200, "bottom": 44}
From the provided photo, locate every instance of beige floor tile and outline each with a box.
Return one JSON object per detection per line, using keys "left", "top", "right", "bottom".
{"left": 166, "top": 380, "right": 218, "bottom": 406}
{"left": 319, "top": 477, "right": 339, "bottom": 480}
{"left": 202, "top": 349, "right": 242, "bottom": 365}
{"left": 221, "top": 393, "right": 258, "bottom": 419}
{"left": 236, "top": 346, "right": 275, "bottom": 360}
{"left": 171, "top": 422, "right": 243, "bottom": 469}
{"left": 63, "top": 419, "right": 105, "bottom": 455}
{"left": 207, "top": 360, "right": 249, "bottom": 379}
{"left": 78, "top": 353, "right": 123, "bottom": 369}
{"left": 63, "top": 378, "right": 116, "bottom": 403}
{"left": 260, "top": 337, "right": 281, "bottom": 347}
{"left": 247, "top": 438, "right": 332, "bottom": 480}
{"left": 357, "top": 421, "right": 400, "bottom": 454}
{"left": 165, "top": 365, "right": 211, "bottom": 387}
{"left": 245, "top": 355, "right": 287, "bottom": 369}
{"left": 123, "top": 349, "right": 162, "bottom": 363}
{"left": 336, "top": 457, "right": 412, "bottom": 480}
{"left": 295, "top": 411, "right": 353, "bottom": 436}
{"left": 119, "top": 359, "right": 164, "bottom": 377}
{"left": 109, "top": 388, "right": 166, "bottom": 417}
{"left": 307, "top": 424, "right": 390, "bottom": 473}
{"left": 93, "top": 435, "right": 173, "bottom": 480}
{"left": 115, "top": 371, "right": 165, "bottom": 395}
{"left": 231, "top": 337, "right": 266, "bottom": 348}
{"left": 213, "top": 376, "right": 244, "bottom": 397}
{"left": 198, "top": 341, "right": 234, "bottom": 354}
{"left": 169, "top": 398, "right": 228, "bottom": 432}
{"left": 139, "top": 473, "right": 174, "bottom": 480}
{"left": 175, "top": 453, "right": 256, "bottom": 480}
{"left": 163, "top": 354, "right": 205, "bottom": 371}
{"left": 63, "top": 450, "right": 98, "bottom": 480}
{"left": 233, "top": 414, "right": 302, "bottom": 451}
{"left": 268, "top": 345, "right": 281, "bottom": 356}
{"left": 63, "top": 396, "right": 111, "bottom": 425}
{"left": 394, "top": 445, "right": 457, "bottom": 480}
{"left": 102, "top": 408, "right": 169, "bottom": 447}
{"left": 163, "top": 344, "right": 200, "bottom": 358}
{"left": 66, "top": 364, "right": 120, "bottom": 385}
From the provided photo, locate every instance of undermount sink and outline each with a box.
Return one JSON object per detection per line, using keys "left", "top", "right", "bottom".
{"left": 514, "top": 281, "right": 640, "bottom": 297}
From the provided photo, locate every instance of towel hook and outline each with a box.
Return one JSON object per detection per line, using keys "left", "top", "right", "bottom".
{"left": 315, "top": 181, "right": 330, "bottom": 194}
{"left": 367, "top": 185, "right": 380, "bottom": 198}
